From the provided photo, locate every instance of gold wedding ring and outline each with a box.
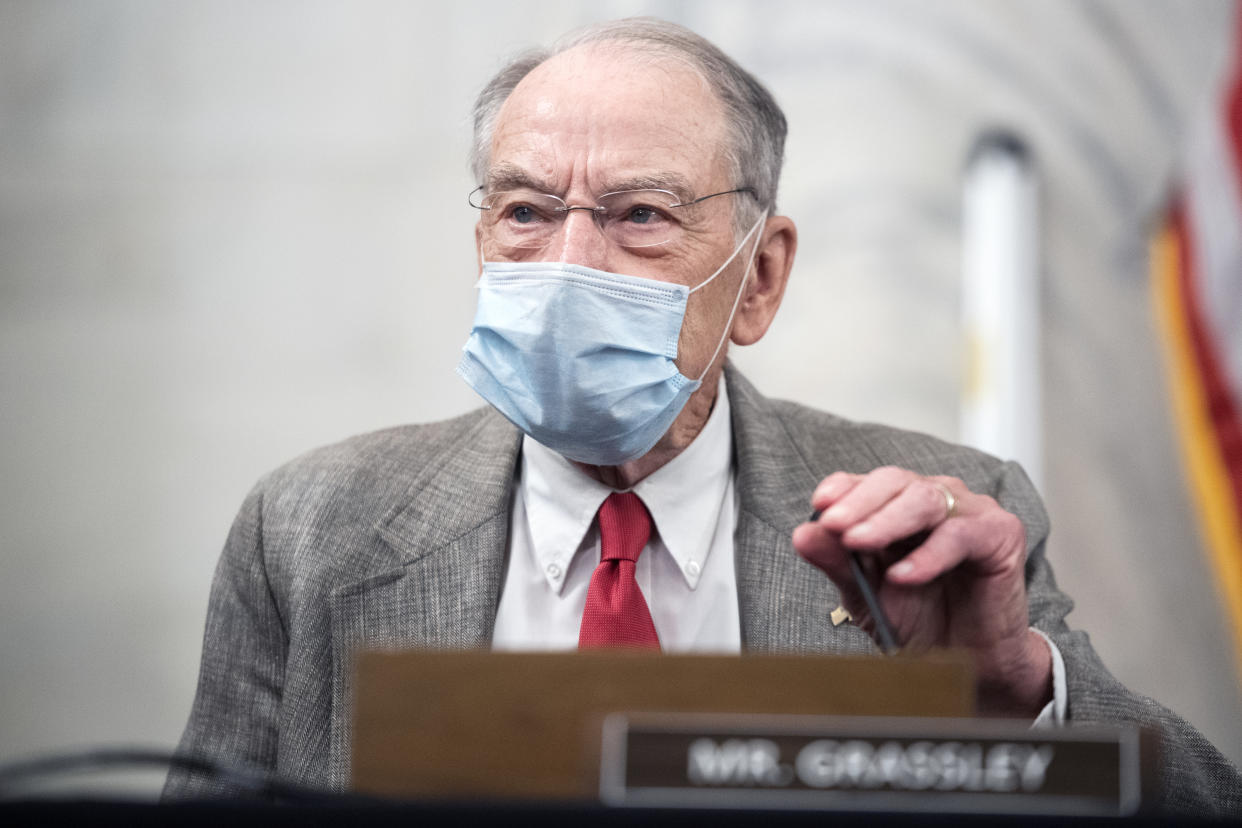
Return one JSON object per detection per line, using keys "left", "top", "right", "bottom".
{"left": 933, "top": 482, "right": 957, "bottom": 521}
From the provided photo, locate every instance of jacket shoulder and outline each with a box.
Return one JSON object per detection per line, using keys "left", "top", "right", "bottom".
{"left": 240, "top": 407, "right": 516, "bottom": 581}
{"left": 257, "top": 407, "right": 498, "bottom": 504}
{"left": 766, "top": 396, "right": 1004, "bottom": 479}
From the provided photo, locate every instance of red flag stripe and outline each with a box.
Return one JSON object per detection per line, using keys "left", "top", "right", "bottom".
{"left": 1172, "top": 198, "right": 1242, "bottom": 548}
{"left": 1228, "top": 10, "right": 1242, "bottom": 197}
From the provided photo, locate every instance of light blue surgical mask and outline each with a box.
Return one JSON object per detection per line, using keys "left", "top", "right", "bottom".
{"left": 456, "top": 211, "right": 767, "bottom": 466}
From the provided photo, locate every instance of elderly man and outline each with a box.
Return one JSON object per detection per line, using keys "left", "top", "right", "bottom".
{"left": 167, "top": 18, "right": 1240, "bottom": 813}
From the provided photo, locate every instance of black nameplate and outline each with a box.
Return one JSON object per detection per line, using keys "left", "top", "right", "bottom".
{"left": 598, "top": 713, "right": 1150, "bottom": 815}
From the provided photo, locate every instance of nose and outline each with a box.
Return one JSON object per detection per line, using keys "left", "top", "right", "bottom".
{"left": 549, "top": 207, "right": 610, "bottom": 270}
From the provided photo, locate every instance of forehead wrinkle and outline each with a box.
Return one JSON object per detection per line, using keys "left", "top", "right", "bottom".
{"left": 487, "top": 44, "right": 730, "bottom": 203}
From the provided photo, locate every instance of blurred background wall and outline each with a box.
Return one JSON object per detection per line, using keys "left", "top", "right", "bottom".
{"left": 2, "top": 0, "right": 1239, "bottom": 792}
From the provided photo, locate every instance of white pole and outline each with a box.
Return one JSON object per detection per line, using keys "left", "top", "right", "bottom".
{"left": 960, "top": 132, "right": 1043, "bottom": 489}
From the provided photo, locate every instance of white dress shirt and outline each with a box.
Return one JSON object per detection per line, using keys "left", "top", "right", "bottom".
{"left": 492, "top": 376, "right": 741, "bottom": 652}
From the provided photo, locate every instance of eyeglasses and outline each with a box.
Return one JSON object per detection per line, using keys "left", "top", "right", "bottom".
{"left": 469, "top": 186, "right": 756, "bottom": 249}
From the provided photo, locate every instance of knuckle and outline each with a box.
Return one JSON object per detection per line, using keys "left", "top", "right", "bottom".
{"left": 816, "top": 471, "right": 853, "bottom": 493}
{"left": 995, "top": 509, "right": 1025, "bottom": 540}
{"left": 872, "top": 465, "right": 908, "bottom": 485}
{"left": 920, "top": 479, "right": 946, "bottom": 509}
{"left": 976, "top": 493, "right": 1001, "bottom": 511}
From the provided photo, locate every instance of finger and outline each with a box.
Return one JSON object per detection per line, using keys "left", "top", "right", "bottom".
{"left": 792, "top": 521, "right": 852, "bottom": 583}
{"left": 841, "top": 477, "right": 955, "bottom": 549}
{"left": 884, "top": 506, "right": 1024, "bottom": 586}
{"left": 816, "top": 466, "right": 913, "bottom": 531}
{"left": 810, "top": 472, "right": 862, "bottom": 513}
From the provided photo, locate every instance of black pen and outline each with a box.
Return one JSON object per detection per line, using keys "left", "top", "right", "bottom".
{"left": 809, "top": 508, "right": 899, "bottom": 655}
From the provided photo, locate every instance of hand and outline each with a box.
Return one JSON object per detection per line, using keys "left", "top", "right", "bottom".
{"left": 790, "top": 466, "right": 1052, "bottom": 717}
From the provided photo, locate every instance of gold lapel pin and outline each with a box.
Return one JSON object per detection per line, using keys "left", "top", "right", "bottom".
{"left": 830, "top": 605, "right": 853, "bottom": 627}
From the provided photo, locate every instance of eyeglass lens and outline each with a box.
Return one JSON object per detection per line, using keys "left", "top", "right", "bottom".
{"left": 477, "top": 189, "right": 692, "bottom": 249}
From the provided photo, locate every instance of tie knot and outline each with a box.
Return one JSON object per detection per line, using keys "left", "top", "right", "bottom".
{"left": 598, "top": 492, "right": 651, "bottom": 564}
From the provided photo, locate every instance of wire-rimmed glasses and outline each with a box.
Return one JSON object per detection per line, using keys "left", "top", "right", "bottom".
{"left": 469, "top": 186, "right": 755, "bottom": 249}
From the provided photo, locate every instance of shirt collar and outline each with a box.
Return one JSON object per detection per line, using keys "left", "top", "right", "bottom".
{"left": 518, "top": 375, "right": 734, "bottom": 593}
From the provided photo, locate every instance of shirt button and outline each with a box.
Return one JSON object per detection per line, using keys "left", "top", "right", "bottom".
{"left": 686, "top": 560, "right": 701, "bottom": 577}
{"left": 546, "top": 563, "right": 562, "bottom": 579}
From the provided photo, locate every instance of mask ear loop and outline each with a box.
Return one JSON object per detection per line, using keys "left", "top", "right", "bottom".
{"left": 691, "top": 210, "right": 768, "bottom": 383}
{"left": 687, "top": 210, "right": 766, "bottom": 297}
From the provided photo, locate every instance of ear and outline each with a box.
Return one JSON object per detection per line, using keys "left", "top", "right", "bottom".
{"left": 475, "top": 222, "right": 484, "bottom": 276}
{"left": 731, "top": 215, "right": 797, "bottom": 346}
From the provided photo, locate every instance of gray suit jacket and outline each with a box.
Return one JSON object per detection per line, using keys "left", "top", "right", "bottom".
{"left": 166, "top": 367, "right": 1241, "bottom": 814}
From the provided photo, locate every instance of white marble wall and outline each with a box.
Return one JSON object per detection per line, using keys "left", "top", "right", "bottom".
{"left": 1, "top": 0, "right": 1238, "bottom": 793}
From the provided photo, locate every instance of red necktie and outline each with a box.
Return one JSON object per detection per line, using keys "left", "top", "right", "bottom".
{"left": 578, "top": 492, "right": 661, "bottom": 650}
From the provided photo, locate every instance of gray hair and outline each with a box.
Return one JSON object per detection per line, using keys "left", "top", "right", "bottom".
{"left": 469, "top": 17, "right": 787, "bottom": 226}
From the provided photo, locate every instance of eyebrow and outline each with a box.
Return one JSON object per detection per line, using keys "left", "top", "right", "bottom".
{"left": 599, "top": 173, "right": 695, "bottom": 203}
{"left": 485, "top": 163, "right": 554, "bottom": 194}
{"left": 484, "top": 164, "right": 696, "bottom": 203}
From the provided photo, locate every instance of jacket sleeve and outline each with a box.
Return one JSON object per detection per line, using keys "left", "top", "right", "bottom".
{"left": 162, "top": 484, "right": 287, "bottom": 799}
{"left": 1000, "top": 461, "right": 1242, "bottom": 816}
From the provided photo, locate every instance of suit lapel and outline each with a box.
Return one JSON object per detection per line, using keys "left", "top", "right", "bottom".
{"left": 727, "top": 365, "right": 877, "bottom": 656}
{"left": 326, "top": 410, "right": 521, "bottom": 784}
{"left": 367, "top": 409, "right": 522, "bottom": 646}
